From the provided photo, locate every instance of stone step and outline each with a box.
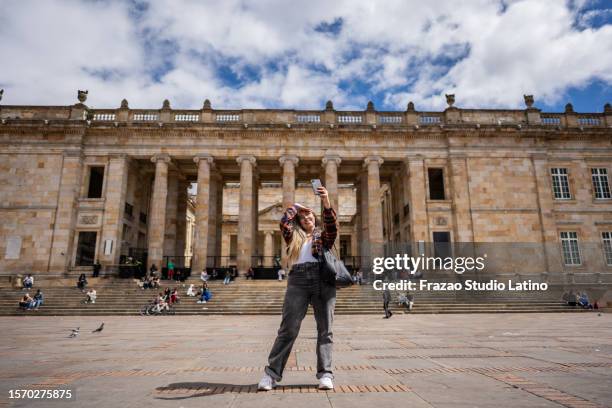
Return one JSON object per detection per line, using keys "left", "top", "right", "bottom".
{"left": 4, "top": 278, "right": 585, "bottom": 316}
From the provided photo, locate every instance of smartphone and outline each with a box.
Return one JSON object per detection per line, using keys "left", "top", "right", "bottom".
{"left": 311, "top": 179, "right": 323, "bottom": 195}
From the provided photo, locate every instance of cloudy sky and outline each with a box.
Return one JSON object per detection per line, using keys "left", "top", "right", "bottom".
{"left": 0, "top": 0, "right": 611, "bottom": 112}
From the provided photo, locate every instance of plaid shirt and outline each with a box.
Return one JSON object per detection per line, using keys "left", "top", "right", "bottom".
{"left": 280, "top": 205, "right": 338, "bottom": 258}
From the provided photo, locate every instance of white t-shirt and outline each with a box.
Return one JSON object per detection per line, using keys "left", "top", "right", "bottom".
{"left": 295, "top": 238, "right": 318, "bottom": 264}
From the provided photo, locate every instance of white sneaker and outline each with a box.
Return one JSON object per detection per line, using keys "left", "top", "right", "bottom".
{"left": 318, "top": 374, "right": 334, "bottom": 390}
{"left": 257, "top": 373, "right": 276, "bottom": 391}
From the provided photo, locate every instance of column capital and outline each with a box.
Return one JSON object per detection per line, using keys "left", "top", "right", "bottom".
{"left": 62, "top": 149, "right": 83, "bottom": 159}
{"left": 403, "top": 154, "right": 424, "bottom": 166}
{"left": 193, "top": 154, "right": 214, "bottom": 166}
{"left": 108, "top": 153, "right": 129, "bottom": 163}
{"left": 279, "top": 155, "right": 299, "bottom": 167}
{"left": 448, "top": 152, "right": 467, "bottom": 160}
{"left": 264, "top": 230, "right": 274, "bottom": 236}
{"left": 151, "top": 153, "right": 171, "bottom": 164}
{"left": 322, "top": 155, "right": 342, "bottom": 166}
{"left": 363, "top": 156, "right": 384, "bottom": 168}
{"left": 236, "top": 155, "right": 257, "bottom": 166}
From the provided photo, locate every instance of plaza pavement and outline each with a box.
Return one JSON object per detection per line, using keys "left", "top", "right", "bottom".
{"left": 0, "top": 313, "right": 611, "bottom": 408}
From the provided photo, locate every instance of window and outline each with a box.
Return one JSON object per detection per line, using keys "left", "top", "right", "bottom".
{"left": 428, "top": 168, "right": 445, "bottom": 200}
{"left": 403, "top": 204, "right": 410, "bottom": 217}
{"left": 560, "top": 231, "right": 581, "bottom": 265}
{"left": 551, "top": 168, "right": 571, "bottom": 199}
{"left": 75, "top": 231, "right": 97, "bottom": 266}
{"left": 87, "top": 166, "right": 104, "bottom": 198}
{"left": 591, "top": 168, "right": 611, "bottom": 199}
{"left": 433, "top": 231, "right": 451, "bottom": 259}
{"left": 340, "top": 236, "right": 350, "bottom": 258}
{"left": 124, "top": 202, "right": 133, "bottom": 217}
{"left": 602, "top": 232, "right": 612, "bottom": 266}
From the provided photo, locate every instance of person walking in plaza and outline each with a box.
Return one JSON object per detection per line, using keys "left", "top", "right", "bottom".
{"left": 383, "top": 288, "right": 393, "bottom": 318}
{"left": 258, "top": 185, "right": 338, "bottom": 391}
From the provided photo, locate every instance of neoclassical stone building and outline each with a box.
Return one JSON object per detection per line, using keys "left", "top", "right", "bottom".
{"left": 1, "top": 92, "right": 611, "bottom": 283}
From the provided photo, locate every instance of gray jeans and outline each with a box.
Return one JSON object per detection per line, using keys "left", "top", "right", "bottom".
{"left": 264, "top": 261, "right": 336, "bottom": 381}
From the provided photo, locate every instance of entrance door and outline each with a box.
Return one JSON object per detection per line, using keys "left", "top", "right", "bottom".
{"left": 75, "top": 231, "right": 97, "bottom": 266}
{"left": 433, "top": 231, "right": 451, "bottom": 259}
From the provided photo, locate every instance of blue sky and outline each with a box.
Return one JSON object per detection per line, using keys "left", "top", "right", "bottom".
{"left": 0, "top": 0, "right": 611, "bottom": 112}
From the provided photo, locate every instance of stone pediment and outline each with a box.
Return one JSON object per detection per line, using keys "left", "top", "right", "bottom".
{"left": 259, "top": 202, "right": 285, "bottom": 221}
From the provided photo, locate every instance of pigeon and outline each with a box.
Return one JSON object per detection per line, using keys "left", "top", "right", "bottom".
{"left": 92, "top": 323, "right": 104, "bottom": 333}
{"left": 69, "top": 327, "right": 80, "bottom": 338}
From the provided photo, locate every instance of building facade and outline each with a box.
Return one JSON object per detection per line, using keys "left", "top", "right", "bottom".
{"left": 1, "top": 93, "right": 612, "bottom": 284}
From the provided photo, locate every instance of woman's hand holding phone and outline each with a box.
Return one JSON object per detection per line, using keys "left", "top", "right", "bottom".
{"left": 317, "top": 186, "right": 331, "bottom": 209}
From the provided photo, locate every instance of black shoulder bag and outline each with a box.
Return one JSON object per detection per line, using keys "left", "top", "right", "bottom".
{"left": 319, "top": 245, "right": 354, "bottom": 288}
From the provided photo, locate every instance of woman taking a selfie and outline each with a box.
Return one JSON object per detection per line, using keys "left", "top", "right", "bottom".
{"left": 258, "top": 184, "right": 338, "bottom": 391}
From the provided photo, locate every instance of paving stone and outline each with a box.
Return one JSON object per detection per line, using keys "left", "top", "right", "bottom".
{"left": 1, "top": 314, "right": 610, "bottom": 407}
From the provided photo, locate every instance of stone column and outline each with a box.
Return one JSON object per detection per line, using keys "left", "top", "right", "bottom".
{"left": 532, "top": 154, "right": 560, "bottom": 273}
{"left": 322, "top": 155, "right": 341, "bottom": 211}
{"left": 147, "top": 154, "right": 171, "bottom": 271}
{"left": 358, "top": 173, "right": 369, "bottom": 259}
{"left": 279, "top": 155, "right": 299, "bottom": 208}
{"left": 215, "top": 174, "right": 224, "bottom": 260}
{"left": 175, "top": 179, "right": 189, "bottom": 260}
{"left": 364, "top": 156, "right": 384, "bottom": 259}
{"left": 405, "top": 156, "right": 429, "bottom": 244}
{"left": 191, "top": 155, "right": 213, "bottom": 273}
{"left": 449, "top": 154, "right": 474, "bottom": 243}
{"left": 279, "top": 155, "right": 298, "bottom": 268}
{"left": 49, "top": 150, "right": 83, "bottom": 275}
{"left": 163, "top": 170, "right": 179, "bottom": 258}
{"left": 207, "top": 172, "right": 222, "bottom": 268}
{"left": 264, "top": 231, "right": 274, "bottom": 267}
{"left": 237, "top": 155, "right": 256, "bottom": 274}
{"left": 99, "top": 154, "right": 129, "bottom": 268}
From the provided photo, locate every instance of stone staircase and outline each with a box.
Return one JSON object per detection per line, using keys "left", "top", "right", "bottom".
{"left": 0, "top": 276, "right": 591, "bottom": 316}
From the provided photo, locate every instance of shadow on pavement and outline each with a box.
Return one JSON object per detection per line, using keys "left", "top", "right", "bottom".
{"left": 155, "top": 382, "right": 322, "bottom": 399}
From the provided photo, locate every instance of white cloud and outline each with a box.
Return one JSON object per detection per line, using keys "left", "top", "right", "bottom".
{"left": 0, "top": 0, "right": 610, "bottom": 111}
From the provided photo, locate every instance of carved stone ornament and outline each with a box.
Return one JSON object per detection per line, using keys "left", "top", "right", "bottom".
{"left": 435, "top": 216, "right": 448, "bottom": 226}
{"left": 80, "top": 215, "right": 98, "bottom": 225}
{"left": 445, "top": 94, "right": 455, "bottom": 107}
{"left": 77, "top": 90, "right": 88, "bottom": 103}
{"left": 524, "top": 94, "right": 534, "bottom": 108}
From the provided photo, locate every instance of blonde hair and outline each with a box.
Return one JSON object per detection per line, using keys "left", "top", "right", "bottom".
{"left": 286, "top": 226, "right": 308, "bottom": 269}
